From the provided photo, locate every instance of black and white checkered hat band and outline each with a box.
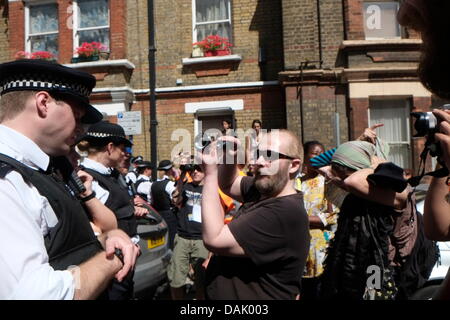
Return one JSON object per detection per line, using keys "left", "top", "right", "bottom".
{"left": 86, "top": 132, "right": 125, "bottom": 139}
{"left": 0, "top": 79, "right": 91, "bottom": 97}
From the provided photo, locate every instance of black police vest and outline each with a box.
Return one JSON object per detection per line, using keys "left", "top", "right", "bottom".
{"left": 0, "top": 154, "right": 103, "bottom": 271}
{"left": 151, "top": 179, "right": 172, "bottom": 211}
{"left": 82, "top": 168, "right": 137, "bottom": 237}
{"left": 135, "top": 178, "right": 150, "bottom": 202}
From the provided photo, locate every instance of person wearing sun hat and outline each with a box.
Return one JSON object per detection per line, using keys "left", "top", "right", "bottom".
{"left": 77, "top": 121, "right": 147, "bottom": 300}
{"left": 0, "top": 59, "right": 139, "bottom": 299}
{"left": 319, "top": 140, "right": 411, "bottom": 300}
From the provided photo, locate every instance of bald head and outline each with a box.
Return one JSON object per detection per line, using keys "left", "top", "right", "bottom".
{"left": 260, "top": 130, "right": 303, "bottom": 162}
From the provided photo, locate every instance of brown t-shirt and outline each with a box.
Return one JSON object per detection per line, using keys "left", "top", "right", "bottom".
{"left": 205, "top": 176, "right": 310, "bottom": 300}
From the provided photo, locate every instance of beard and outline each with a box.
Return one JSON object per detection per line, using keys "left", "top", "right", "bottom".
{"left": 254, "top": 164, "right": 289, "bottom": 197}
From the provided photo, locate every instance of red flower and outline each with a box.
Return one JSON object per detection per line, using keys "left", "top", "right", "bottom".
{"left": 15, "top": 50, "right": 54, "bottom": 61}
{"left": 193, "top": 35, "right": 233, "bottom": 54}
{"left": 75, "top": 42, "right": 108, "bottom": 58}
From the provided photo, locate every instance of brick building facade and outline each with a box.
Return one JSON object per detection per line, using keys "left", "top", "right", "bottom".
{"left": 0, "top": 0, "right": 439, "bottom": 172}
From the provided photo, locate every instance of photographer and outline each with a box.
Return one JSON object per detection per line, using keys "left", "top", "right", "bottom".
{"left": 422, "top": 109, "right": 450, "bottom": 242}
{"left": 200, "top": 130, "right": 310, "bottom": 300}
{"left": 398, "top": 0, "right": 450, "bottom": 299}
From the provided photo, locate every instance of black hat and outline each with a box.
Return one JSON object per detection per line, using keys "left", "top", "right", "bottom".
{"left": 135, "top": 161, "right": 154, "bottom": 169}
{"left": 157, "top": 160, "right": 173, "bottom": 170}
{"left": 0, "top": 59, "right": 102, "bottom": 124}
{"left": 367, "top": 162, "right": 408, "bottom": 193}
{"left": 80, "top": 121, "right": 132, "bottom": 147}
{"left": 131, "top": 155, "right": 143, "bottom": 164}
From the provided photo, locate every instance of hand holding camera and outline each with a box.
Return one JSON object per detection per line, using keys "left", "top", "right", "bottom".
{"left": 411, "top": 105, "right": 450, "bottom": 159}
{"left": 433, "top": 108, "right": 450, "bottom": 170}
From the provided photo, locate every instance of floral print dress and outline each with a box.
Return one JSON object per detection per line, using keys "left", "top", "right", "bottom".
{"left": 297, "top": 175, "right": 339, "bottom": 278}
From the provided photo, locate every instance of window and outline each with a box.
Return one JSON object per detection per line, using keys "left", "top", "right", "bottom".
{"left": 73, "top": 0, "right": 110, "bottom": 52}
{"left": 193, "top": 0, "right": 231, "bottom": 42}
{"left": 26, "top": 3, "right": 59, "bottom": 56}
{"left": 363, "top": 1, "right": 401, "bottom": 39}
{"left": 369, "top": 98, "right": 411, "bottom": 169}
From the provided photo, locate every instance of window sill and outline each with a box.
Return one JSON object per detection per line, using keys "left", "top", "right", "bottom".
{"left": 182, "top": 54, "right": 242, "bottom": 77}
{"left": 182, "top": 54, "right": 242, "bottom": 66}
{"left": 340, "top": 39, "right": 422, "bottom": 51}
{"left": 64, "top": 59, "right": 135, "bottom": 70}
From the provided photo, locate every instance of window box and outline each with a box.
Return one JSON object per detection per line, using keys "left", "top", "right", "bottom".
{"left": 204, "top": 49, "right": 231, "bottom": 57}
{"left": 182, "top": 54, "right": 241, "bottom": 77}
{"left": 71, "top": 55, "right": 100, "bottom": 63}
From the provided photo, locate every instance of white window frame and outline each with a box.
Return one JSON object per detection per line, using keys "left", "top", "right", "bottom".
{"left": 368, "top": 97, "right": 412, "bottom": 168}
{"left": 72, "top": 0, "right": 110, "bottom": 55}
{"left": 24, "top": 0, "right": 59, "bottom": 54}
{"left": 363, "top": 1, "right": 401, "bottom": 40}
{"left": 192, "top": 0, "right": 232, "bottom": 43}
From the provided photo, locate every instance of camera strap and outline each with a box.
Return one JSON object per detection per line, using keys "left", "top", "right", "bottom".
{"left": 407, "top": 146, "right": 449, "bottom": 187}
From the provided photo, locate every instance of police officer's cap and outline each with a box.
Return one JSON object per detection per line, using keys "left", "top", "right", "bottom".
{"left": 131, "top": 155, "right": 143, "bottom": 164}
{"left": 79, "top": 121, "right": 132, "bottom": 147}
{"left": 135, "top": 161, "right": 154, "bottom": 169}
{"left": 0, "top": 59, "right": 102, "bottom": 124}
{"left": 157, "top": 160, "right": 173, "bottom": 170}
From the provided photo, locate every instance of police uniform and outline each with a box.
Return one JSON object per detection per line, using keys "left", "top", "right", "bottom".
{"left": 151, "top": 160, "right": 177, "bottom": 250}
{"left": 78, "top": 121, "right": 138, "bottom": 300}
{"left": 0, "top": 59, "right": 103, "bottom": 299}
{"left": 134, "top": 161, "right": 154, "bottom": 202}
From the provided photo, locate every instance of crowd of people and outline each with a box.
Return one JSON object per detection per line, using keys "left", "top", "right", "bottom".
{"left": 0, "top": 0, "right": 450, "bottom": 301}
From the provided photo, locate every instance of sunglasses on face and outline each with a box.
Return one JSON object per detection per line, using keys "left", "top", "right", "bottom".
{"left": 256, "top": 149, "right": 294, "bottom": 161}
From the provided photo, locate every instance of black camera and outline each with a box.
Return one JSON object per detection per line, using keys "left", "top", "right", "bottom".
{"left": 411, "top": 104, "right": 450, "bottom": 157}
{"left": 194, "top": 134, "right": 231, "bottom": 151}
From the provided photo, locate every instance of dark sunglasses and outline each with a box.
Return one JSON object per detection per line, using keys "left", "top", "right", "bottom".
{"left": 256, "top": 149, "right": 294, "bottom": 161}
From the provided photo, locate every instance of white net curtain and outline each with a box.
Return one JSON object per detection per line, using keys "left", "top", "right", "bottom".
{"left": 29, "top": 4, "right": 59, "bottom": 55}
{"left": 195, "top": 0, "right": 231, "bottom": 41}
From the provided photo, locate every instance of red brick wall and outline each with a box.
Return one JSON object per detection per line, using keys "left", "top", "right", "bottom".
{"left": 8, "top": 0, "right": 127, "bottom": 63}
{"left": 110, "top": 0, "right": 127, "bottom": 59}
{"left": 349, "top": 97, "right": 369, "bottom": 139}
{"left": 344, "top": 0, "right": 364, "bottom": 40}
{"left": 58, "top": 0, "right": 73, "bottom": 63}
{"left": 8, "top": 1, "right": 25, "bottom": 59}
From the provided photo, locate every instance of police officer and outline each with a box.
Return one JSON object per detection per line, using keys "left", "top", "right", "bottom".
{"left": 151, "top": 160, "right": 177, "bottom": 249}
{"left": 0, "top": 59, "right": 139, "bottom": 299}
{"left": 135, "top": 160, "right": 154, "bottom": 202}
{"left": 77, "top": 121, "right": 147, "bottom": 300}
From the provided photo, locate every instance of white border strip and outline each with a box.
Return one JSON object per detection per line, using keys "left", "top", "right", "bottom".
{"left": 91, "top": 81, "right": 279, "bottom": 95}
{"left": 64, "top": 59, "right": 135, "bottom": 69}
{"left": 185, "top": 99, "right": 243, "bottom": 114}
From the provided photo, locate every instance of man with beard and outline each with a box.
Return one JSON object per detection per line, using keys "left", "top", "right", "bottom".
{"left": 398, "top": 0, "right": 450, "bottom": 299}
{"left": 200, "top": 129, "right": 310, "bottom": 299}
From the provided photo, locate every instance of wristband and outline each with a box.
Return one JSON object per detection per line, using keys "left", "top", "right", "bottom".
{"left": 80, "top": 191, "right": 96, "bottom": 202}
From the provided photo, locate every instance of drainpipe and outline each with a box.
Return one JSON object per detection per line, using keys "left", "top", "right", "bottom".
{"left": 316, "top": 0, "right": 323, "bottom": 69}
{"left": 148, "top": 0, "right": 158, "bottom": 180}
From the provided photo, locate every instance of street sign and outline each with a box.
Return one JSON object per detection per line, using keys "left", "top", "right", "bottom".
{"left": 117, "top": 111, "right": 142, "bottom": 135}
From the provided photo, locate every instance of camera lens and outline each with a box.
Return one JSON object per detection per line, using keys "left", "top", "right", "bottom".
{"left": 411, "top": 112, "right": 438, "bottom": 137}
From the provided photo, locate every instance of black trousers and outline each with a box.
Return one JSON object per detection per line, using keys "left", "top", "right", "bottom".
{"left": 301, "top": 276, "right": 322, "bottom": 300}
{"left": 160, "top": 209, "right": 178, "bottom": 250}
{"left": 107, "top": 269, "right": 135, "bottom": 300}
